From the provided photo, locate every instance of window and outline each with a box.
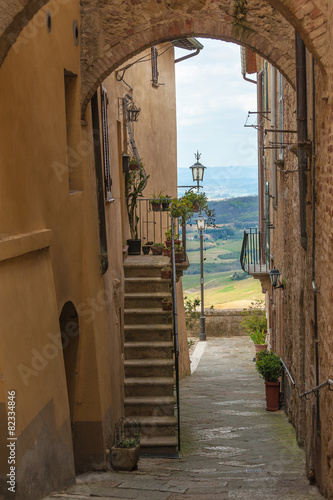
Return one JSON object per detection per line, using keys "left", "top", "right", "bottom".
{"left": 151, "top": 46, "right": 159, "bottom": 87}
{"left": 101, "top": 86, "right": 112, "bottom": 201}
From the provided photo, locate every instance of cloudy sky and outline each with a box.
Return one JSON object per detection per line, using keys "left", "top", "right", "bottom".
{"left": 175, "top": 39, "right": 258, "bottom": 170}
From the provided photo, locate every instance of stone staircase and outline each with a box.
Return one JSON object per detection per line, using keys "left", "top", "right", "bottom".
{"left": 123, "top": 255, "right": 178, "bottom": 456}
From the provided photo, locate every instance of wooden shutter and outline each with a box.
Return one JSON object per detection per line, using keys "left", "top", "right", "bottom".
{"left": 101, "top": 86, "right": 112, "bottom": 201}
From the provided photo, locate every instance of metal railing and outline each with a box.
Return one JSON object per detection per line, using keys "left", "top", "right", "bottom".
{"left": 136, "top": 199, "right": 187, "bottom": 260}
{"left": 240, "top": 228, "right": 269, "bottom": 274}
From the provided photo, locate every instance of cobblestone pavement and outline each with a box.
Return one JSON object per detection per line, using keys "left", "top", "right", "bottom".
{"left": 47, "top": 337, "right": 323, "bottom": 500}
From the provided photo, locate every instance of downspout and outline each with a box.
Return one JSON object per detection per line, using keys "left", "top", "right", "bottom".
{"left": 257, "top": 69, "right": 264, "bottom": 258}
{"left": 243, "top": 74, "right": 257, "bottom": 84}
{"left": 271, "top": 66, "right": 277, "bottom": 209}
{"left": 295, "top": 32, "right": 308, "bottom": 250}
{"left": 311, "top": 58, "right": 320, "bottom": 436}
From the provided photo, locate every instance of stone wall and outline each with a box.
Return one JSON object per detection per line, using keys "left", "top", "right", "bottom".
{"left": 190, "top": 309, "right": 246, "bottom": 338}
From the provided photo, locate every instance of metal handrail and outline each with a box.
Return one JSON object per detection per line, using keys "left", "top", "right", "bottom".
{"left": 170, "top": 208, "right": 180, "bottom": 452}
{"left": 300, "top": 379, "right": 333, "bottom": 400}
{"left": 280, "top": 358, "right": 296, "bottom": 386}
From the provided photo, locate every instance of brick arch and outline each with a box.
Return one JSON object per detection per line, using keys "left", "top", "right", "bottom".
{"left": 80, "top": 0, "right": 298, "bottom": 117}
{"left": 265, "top": 0, "right": 328, "bottom": 70}
{"left": 0, "top": 0, "right": 50, "bottom": 67}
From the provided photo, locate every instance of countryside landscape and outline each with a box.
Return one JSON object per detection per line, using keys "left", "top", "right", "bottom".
{"left": 183, "top": 195, "right": 263, "bottom": 309}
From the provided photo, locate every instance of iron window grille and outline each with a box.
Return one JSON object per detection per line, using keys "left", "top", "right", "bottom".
{"left": 151, "top": 46, "right": 159, "bottom": 87}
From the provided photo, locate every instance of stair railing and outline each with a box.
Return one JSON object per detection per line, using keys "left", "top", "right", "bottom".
{"left": 170, "top": 209, "right": 181, "bottom": 452}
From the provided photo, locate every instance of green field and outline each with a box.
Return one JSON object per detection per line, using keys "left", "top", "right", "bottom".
{"left": 183, "top": 234, "right": 263, "bottom": 308}
{"left": 183, "top": 270, "right": 262, "bottom": 309}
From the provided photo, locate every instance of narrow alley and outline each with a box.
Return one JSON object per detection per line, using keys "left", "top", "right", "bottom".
{"left": 46, "top": 337, "right": 323, "bottom": 500}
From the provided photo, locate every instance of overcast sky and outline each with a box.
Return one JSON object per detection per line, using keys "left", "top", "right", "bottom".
{"left": 175, "top": 39, "right": 258, "bottom": 170}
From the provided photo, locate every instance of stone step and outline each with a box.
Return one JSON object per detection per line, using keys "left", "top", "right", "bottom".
{"left": 137, "top": 416, "right": 177, "bottom": 437}
{"left": 124, "top": 255, "right": 170, "bottom": 278}
{"left": 124, "top": 359, "right": 174, "bottom": 378}
{"left": 125, "top": 292, "right": 172, "bottom": 310}
{"left": 124, "top": 341, "right": 174, "bottom": 360}
{"left": 124, "top": 325, "right": 173, "bottom": 342}
{"left": 125, "top": 396, "right": 176, "bottom": 417}
{"left": 125, "top": 277, "right": 171, "bottom": 294}
{"left": 125, "top": 377, "right": 175, "bottom": 397}
{"left": 125, "top": 308, "right": 173, "bottom": 325}
{"left": 140, "top": 435, "right": 178, "bottom": 456}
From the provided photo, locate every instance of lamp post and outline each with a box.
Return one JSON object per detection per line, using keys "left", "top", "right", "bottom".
{"left": 196, "top": 215, "right": 207, "bottom": 341}
{"left": 189, "top": 151, "right": 206, "bottom": 191}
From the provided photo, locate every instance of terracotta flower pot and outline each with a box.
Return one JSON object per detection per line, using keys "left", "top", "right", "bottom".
{"left": 151, "top": 202, "right": 161, "bottom": 211}
{"left": 255, "top": 343, "right": 268, "bottom": 360}
{"left": 265, "top": 381, "right": 280, "bottom": 411}
{"left": 163, "top": 248, "right": 171, "bottom": 257}
{"left": 161, "top": 270, "right": 171, "bottom": 279}
{"left": 175, "top": 250, "right": 184, "bottom": 262}
{"left": 111, "top": 444, "right": 140, "bottom": 471}
{"left": 151, "top": 246, "right": 163, "bottom": 255}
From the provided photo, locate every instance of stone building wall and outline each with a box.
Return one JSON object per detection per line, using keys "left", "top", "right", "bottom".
{"left": 190, "top": 310, "right": 246, "bottom": 338}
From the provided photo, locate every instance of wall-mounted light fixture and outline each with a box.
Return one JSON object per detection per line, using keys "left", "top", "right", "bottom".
{"left": 269, "top": 267, "right": 284, "bottom": 289}
{"left": 124, "top": 94, "right": 141, "bottom": 122}
{"left": 122, "top": 153, "right": 130, "bottom": 173}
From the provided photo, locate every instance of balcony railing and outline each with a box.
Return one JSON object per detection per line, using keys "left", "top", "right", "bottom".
{"left": 136, "top": 199, "right": 187, "bottom": 259}
{"left": 240, "top": 228, "right": 269, "bottom": 274}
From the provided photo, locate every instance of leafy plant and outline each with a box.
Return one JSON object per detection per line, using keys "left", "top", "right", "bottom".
{"left": 117, "top": 433, "right": 140, "bottom": 449}
{"left": 184, "top": 296, "right": 200, "bottom": 330}
{"left": 248, "top": 328, "right": 267, "bottom": 345}
{"left": 165, "top": 228, "right": 180, "bottom": 241}
{"left": 125, "top": 167, "right": 149, "bottom": 240}
{"left": 150, "top": 191, "right": 164, "bottom": 203}
{"left": 241, "top": 300, "right": 267, "bottom": 337}
{"left": 256, "top": 350, "right": 282, "bottom": 382}
{"left": 153, "top": 242, "right": 164, "bottom": 248}
{"left": 188, "top": 339, "right": 195, "bottom": 349}
{"left": 161, "top": 266, "right": 171, "bottom": 272}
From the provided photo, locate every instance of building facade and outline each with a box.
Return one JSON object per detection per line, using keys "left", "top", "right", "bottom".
{"left": 1, "top": 1, "right": 333, "bottom": 499}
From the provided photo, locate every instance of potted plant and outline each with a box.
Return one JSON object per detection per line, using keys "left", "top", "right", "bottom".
{"left": 162, "top": 297, "right": 173, "bottom": 310}
{"left": 161, "top": 195, "right": 172, "bottom": 211}
{"left": 129, "top": 156, "right": 144, "bottom": 171}
{"left": 161, "top": 266, "right": 172, "bottom": 279}
{"left": 165, "top": 228, "right": 180, "bottom": 247}
{"left": 111, "top": 418, "right": 141, "bottom": 471}
{"left": 151, "top": 242, "right": 164, "bottom": 255}
{"left": 150, "top": 191, "right": 163, "bottom": 211}
{"left": 163, "top": 246, "right": 171, "bottom": 257}
{"left": 125, "top": 166, "right": 149, "bottom": 255}
{"left": 241, "top": 300, "right": 268, "bottom": 354}
{"left": 181, "top": 190, "right": 215, "bottom": 222}
{"left": 256, "top": 350, "right": 282, "bottom": 411}
{"left": 142, "top": 244, "right": 150, "bottom": 255}
{"left": 174, "top": 244, "right": 185, "bottom": 262}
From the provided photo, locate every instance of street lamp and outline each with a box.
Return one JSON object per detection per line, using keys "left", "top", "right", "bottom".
{"left": 196, "top": 215, "right": 207, "bottom": 341}
{"left": 189, "top": 151, "right": 206, "bottom": 191}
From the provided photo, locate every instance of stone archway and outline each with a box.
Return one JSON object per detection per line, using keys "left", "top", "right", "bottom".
{"left": 79, "top": 0, "right": 329, "bottom": 118}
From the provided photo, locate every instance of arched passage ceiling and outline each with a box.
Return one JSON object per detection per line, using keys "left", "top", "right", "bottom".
{"left": 0, "top": 0, "right": 328, "bottom": 117}
{"left": 80, "top": 0, "right": 328, "bottom": 117}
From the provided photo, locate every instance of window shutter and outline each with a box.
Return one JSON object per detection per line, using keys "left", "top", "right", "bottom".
{"left": 101, "top": 86, "right": 112, "bottom": 201}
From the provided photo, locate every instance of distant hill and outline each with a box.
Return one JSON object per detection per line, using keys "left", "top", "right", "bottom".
{"left": 178, "top": 166, "right": 258, "bottom": 200}
{"left": 209, "top": 195, "right": 259, "bottom": 227}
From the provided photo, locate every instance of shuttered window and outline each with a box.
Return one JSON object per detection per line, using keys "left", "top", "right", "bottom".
{"left": 101, "top": 86, "right": 112, "bottom": 201}
{"left": 151, "top": 46, "right": 159, "bottom": 86}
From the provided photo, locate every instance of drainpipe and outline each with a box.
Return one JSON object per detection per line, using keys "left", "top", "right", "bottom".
{"left": 175, "top": 47, "right": 201, "bottom": 64}
{"left": 271, "top": 66, "right": 277, "bottom": 209}
{"left": 295, "top": 32, "right": 308, "bottom": 250}
{"left": 257, "top": 69, "right": 264, "bottom": 258}
{"left": 175, "top": 38, "right": 203, "bottom": 64}
{"left": 311, "top": 58, "right": 320, "bottom": 436}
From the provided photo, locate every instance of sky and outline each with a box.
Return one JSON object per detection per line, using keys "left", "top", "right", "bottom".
{"left": 174, "top": 39, "right": 258, "bottom": 170}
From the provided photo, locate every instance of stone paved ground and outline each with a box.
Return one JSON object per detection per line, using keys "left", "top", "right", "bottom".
{"left": 46, "top": 337, "right": 324, "bottom": 500}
